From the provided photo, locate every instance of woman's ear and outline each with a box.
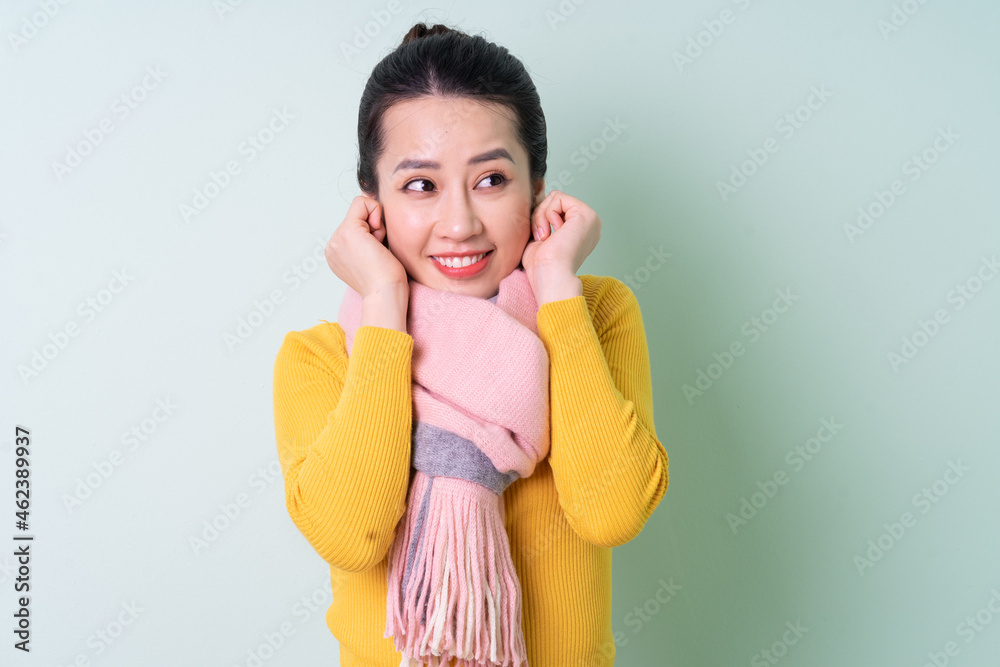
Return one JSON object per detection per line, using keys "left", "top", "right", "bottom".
{"left": 531, "top": 179, "right": 545, "bottom": 210}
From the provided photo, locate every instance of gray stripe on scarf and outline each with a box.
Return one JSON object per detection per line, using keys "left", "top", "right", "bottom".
{"left": 411, "top": 421, "right": 520, "bottom": 494}
{"left": 400, "top": 474, "right": 433, "bottom": 614}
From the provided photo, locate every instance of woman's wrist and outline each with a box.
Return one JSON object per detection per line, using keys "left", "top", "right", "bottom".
{"left": 535, "top": 271, "right": 582, "bottom": 306}
{"left": 361, "top": 283, "right": 410, "bottom": 332}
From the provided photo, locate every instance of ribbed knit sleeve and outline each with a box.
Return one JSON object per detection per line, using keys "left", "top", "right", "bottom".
{"left": 536, "top": 275, "right": 669, "bottom": 547}
{"left": 272, "top": 323, "right": 414, "bottom": 573}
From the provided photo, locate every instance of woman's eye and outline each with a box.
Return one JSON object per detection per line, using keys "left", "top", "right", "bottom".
{"left": 403, "top": 172, "right": 507, "bottom": 193}
{"left": 479, "top": 172, "right": 507, "bottom": 188}
{"left": 404, "top": 178, "right": 434, "bottom": 192}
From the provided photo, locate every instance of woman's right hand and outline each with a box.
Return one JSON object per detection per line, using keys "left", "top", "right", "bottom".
{"left": 325, "top": 195, "right": 409, "bottom": 299}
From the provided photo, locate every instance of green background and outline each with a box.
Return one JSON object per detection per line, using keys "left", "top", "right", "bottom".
{"left": 3, "top": 1, "right": 998, "bottom": 665}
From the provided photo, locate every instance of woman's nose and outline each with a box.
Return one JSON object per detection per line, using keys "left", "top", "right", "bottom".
{"left": 439, "top": 189, "right": 482, "bottom": 238}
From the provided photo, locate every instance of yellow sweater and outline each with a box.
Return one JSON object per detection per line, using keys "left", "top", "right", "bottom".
{"left": 272, "top": 274, "right": 669, "bottom": 666}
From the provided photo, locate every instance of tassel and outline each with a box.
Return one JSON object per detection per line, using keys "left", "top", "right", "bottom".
{"left": 386, "top": 472, "right": 528, "bottom": 667}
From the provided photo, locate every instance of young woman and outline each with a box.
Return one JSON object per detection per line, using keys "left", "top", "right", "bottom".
{"left": 272, "top": 22, "right": 669, "bottom": 667}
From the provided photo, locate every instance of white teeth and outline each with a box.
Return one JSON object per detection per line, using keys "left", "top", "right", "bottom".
{"left": 432, "top": 252, "right": 487, "bottom": 268}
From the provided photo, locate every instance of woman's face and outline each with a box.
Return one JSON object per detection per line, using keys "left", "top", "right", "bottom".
{"left": 368, "top": 95, "right": 544, "bottom": 299}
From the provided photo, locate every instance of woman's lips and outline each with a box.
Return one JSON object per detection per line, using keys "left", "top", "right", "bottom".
{"left": 430, "top": 250, "right": 493, "bottom": 278}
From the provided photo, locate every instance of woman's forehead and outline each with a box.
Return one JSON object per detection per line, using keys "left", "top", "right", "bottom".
{"left": 383, "top": 97, "right": 516, "bottom": 140}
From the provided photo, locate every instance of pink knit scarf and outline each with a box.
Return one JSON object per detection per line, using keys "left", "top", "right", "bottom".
{"left": 338, "top": 267, "right": 550, "bottom": 667}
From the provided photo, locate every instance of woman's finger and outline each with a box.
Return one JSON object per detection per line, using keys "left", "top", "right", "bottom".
{"left": 537, "top": 189, "right": 563, "bottom": 236}
{"left": 547, "top": 192, "right": 570, "bottom": 231}
{"left": 533, "top": 197, "right": 550, "bottom": 239}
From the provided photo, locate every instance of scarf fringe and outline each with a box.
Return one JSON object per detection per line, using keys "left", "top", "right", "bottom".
{"left": 386, "top": 472, "right": 527, "bottom": 667}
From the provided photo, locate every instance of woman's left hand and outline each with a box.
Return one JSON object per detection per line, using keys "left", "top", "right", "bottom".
{"left": 521, "top": 189, "right": 601, "bottom": 302}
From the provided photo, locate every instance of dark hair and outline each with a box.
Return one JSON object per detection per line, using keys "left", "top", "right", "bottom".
{"left": 356, "top": 22, "right": 547, "bottom": 201}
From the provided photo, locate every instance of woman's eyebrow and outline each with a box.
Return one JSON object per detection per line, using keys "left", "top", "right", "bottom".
{"left": 392, "top": 147, "right": 515, "bottom": 174}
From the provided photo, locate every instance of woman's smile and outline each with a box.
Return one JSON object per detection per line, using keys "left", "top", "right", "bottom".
{"left": 429, "top": 249, "right": 493, "bottom": 277}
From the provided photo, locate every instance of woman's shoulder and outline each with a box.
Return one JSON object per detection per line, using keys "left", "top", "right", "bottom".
{"left": 578, "top": 274, "right": 642, "bottom": 324}
{"left": 274, "top": 320, "right": 348, "bottom": 373}
{"left": 280, "top": 319, "right": 346, "bottom": 347}
{"left": 579, "top": 273, "right": 632, "bottom": 298}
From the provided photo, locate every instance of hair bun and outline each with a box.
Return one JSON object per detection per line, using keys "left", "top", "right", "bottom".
{"left": 401, "top": 22, "right": 455, "bottom": 46}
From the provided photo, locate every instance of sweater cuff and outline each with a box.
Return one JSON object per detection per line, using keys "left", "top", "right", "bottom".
{"left": 536, "top": 295, "right": 596, "bottom": 354}
{"left": 347, "top": 325, "right": 414, "bottom": 391}
{"left": 353, "top": 324, "right": 413, "bottom": 354}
